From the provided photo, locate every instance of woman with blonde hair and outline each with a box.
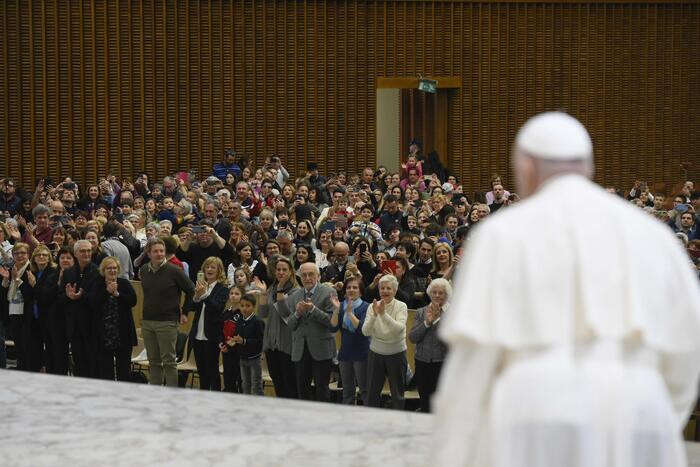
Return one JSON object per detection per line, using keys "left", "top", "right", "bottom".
{"left": 190, "top": 256, "right": 229, "bottom": 391}
{"left": 86, "top": 256, "right": 137, "bottom": 381}
{"left": 25, "top": 244, "right": 60, "bottom": 372}
{"left": 431, "top": 242, "right": 455, "bottom": 281}
{"left": 280, "top": 183, "right": 296, "bottom": 207}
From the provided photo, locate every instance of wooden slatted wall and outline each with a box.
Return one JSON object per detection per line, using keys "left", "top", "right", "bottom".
{"left": 2, "top": 0, "right": 698, "bottom": 192}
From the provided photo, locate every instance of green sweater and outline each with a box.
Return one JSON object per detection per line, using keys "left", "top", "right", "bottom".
{"left": 140, "top": 262, "right": 195, "bottom": 321}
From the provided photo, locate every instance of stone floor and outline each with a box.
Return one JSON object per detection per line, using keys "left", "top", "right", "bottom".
{"left": 1, "top": 369, "right": 699, "bottom": 466}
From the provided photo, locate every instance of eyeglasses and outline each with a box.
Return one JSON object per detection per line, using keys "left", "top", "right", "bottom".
{"left": 34, "top": 253, "right": 50, "bottom": 257}
{"left": 13, "top": 251, "right": 28, "bottom": 256}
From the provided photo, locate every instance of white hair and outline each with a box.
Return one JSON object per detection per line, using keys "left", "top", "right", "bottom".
{"left": 300, "top": 262, "right": 320, "bottom": 275}
{"left": 73, "top": 239, "right": 92, "bottom": 254}
{"left": 178, "top": 199, "right": 193, "bottom": 215}
{"left": 427, "top": 278, "right": 452, "bottom": 299}
{"left": 378, "top": 274, "right": 398, "bottom": 292}
{"left": 160, "top": 220, "right": 173, "bottom": 229}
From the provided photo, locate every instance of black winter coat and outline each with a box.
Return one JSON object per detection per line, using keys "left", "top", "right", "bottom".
{"left": 87, "top": 277, "right": 138, "bottom": 350}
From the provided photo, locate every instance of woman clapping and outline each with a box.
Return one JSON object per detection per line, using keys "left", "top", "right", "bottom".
{"left": 27, "top": 245, "right": 60, "bottom": 372}
{"left": 190, "top": 257, "right": 229, "bottom": 391}
{"left": 409, "top": 278, "right": 451, "bottom": 412}
{"left": 330, "top": 276, "right": 370, "bottom": 405}
{"left": 87, "top": 256, "right": 137, "bottom": 381}
{"left": 254, "top": 256, "right": 299, "bottom": 398}
{"left": 362, "top": 274, "right": 408, "bottom": 410}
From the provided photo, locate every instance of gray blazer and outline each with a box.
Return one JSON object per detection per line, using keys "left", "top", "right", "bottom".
{"left": 277, "top": 282, "right": 337, "bottom": 362}
{"left": 258, "top": 282, "right": 298, "bottom": 355}
{"left": 408, "top": 306, "right": 448, "bottom": 363}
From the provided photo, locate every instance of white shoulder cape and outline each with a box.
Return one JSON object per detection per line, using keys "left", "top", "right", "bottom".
{"left": 443, "top": 174, "right": 700, "bottom": 354}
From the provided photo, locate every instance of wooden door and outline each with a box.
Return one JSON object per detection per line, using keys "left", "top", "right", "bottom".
{"left": 400, "top": 89, "right": 449, "bottom": 168}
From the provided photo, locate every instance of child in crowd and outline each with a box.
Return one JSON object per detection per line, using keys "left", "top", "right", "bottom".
{"left": 220, "top": 286, "right": 246, "bottom": 393}
{"left": 157, "top": 196, "right": 177, "bottom": 224}
{"left": 401, "top": 154, "right": 423, "bottom": 179}
{"left": 224, "top": 292, "right": 264, "bottom": 395}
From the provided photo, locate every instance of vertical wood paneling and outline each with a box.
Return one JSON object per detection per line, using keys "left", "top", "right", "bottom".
{"left": 1, "top": 0, "right": 698, "bottom": 192}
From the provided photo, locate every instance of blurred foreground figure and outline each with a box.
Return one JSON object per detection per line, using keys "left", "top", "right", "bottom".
{"left": 435, "top": 112, "right": 700, "bottom": 467}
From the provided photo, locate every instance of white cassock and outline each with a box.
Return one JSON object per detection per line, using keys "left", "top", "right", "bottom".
{"left": 435, "top": 174, "right": 700, "bottom": 467}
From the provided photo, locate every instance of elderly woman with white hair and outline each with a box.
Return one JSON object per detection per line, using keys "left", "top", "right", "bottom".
{"left": 362, "top": 274, "right": 408, "bottom": 409}
{"left": 409, "top": 277, "right": 451, "bottom": 412}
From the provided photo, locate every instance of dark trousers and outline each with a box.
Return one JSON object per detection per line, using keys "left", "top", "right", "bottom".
{"left": 222, "top": 350, "right": 242, "bottom": 393}
{"left": 266, "top": 349, "right": 298, "bottom": 398}
{"left": 414, "top": 359, "right": 443, "bottom": 413}
{"left": 295, "top": 343, "right": 331, "bottom": 402}
{"left": 0, "top": 320, "right": 6, "bottom": 369}
{"left": 70, "top": 332, "right": 94, "bottom": 378}
{"left": 8, "top": 315, "right": 28, "bottom": 370}
{"left": 367, "top": 350, "right": 406, "bottom": 410}
{"left": 192, "top": 339, "right": 221, "bottom": 391}
{"left": 95, "top": 346, "right": 132, "bottom": 381}
{"left": 26, "top": 314, "right": 45, "bottom": 372}
{"left": 43, "top": 313, "right": 68, "bottom": 375}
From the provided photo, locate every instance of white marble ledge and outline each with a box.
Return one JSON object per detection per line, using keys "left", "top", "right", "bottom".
{"left": 3, "top": 369, "right": 700, "bottom": 467}
{"left": 0, "top": 369, "right": 432, "bottom": 467}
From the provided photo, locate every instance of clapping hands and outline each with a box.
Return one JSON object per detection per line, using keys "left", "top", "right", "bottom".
{"left": 426, "top": 302, "right": 441, "bottom": 325}
{"left": 372, "top": 298, "right": 385, "bottom": 315}
{"left": 330, "top": 294, "right": 340, "bottom": 311}
{"left": 251, "top": 277, "right": 267, "bottom": 293}
{"left": 295, "top": 298, "right": 314, "bottom": 315}
{"left": 106, "top": 280, "right": 119, "bottom": 296}
{"left": 26, "top": 270, "right": 36, "bottom": 287}
{"left": 66, "top": 283, "right": 83, "bottom": 300}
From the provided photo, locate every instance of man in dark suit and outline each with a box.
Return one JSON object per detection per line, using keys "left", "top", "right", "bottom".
{"left": 57, "top": 239, "right": 100, "bottom": 378}
{"left": 277, "top": 262, "right": 337, "bottom": 402}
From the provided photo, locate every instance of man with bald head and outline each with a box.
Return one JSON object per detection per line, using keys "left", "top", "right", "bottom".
{"left": 277, "top": 262, "right": 338, "bottom": 402}
{"left": 321, "top": 241, "right": 350, "bottom": 287}
{"left": 435, "top": 112, "right": 700, "bottom": 467}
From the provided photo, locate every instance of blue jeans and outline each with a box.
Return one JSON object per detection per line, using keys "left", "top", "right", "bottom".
{"left": 0, "top": 320, "right": 6, "bottom": 369}
{"left": 240, "top": 357, "right": 263, "bottom": 395}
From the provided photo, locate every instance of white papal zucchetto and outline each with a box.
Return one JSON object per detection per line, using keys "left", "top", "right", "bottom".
{"left": 515, "top": 111, "right": 593, "bottom": 161}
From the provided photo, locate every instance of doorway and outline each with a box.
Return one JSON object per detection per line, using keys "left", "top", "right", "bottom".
{"left": 376, "top": 77, "right": 461, "bottom": 172}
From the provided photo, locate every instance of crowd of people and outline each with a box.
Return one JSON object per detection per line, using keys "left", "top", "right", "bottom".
{"left": 0, "top": 145, "right": 697, "bottom": 412}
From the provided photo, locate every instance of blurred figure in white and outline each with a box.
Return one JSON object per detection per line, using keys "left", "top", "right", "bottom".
{"left": 435, "top": 111, "right": 700, "bottom": 467}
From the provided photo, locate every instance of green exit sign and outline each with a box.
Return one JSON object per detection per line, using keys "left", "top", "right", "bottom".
{"left": 418, "top": 78, "right": 437, "bottom": 93}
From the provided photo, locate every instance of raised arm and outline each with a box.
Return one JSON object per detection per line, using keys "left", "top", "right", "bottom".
{"left": 361, "top": 303, "right": 377, "bottom": 336}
